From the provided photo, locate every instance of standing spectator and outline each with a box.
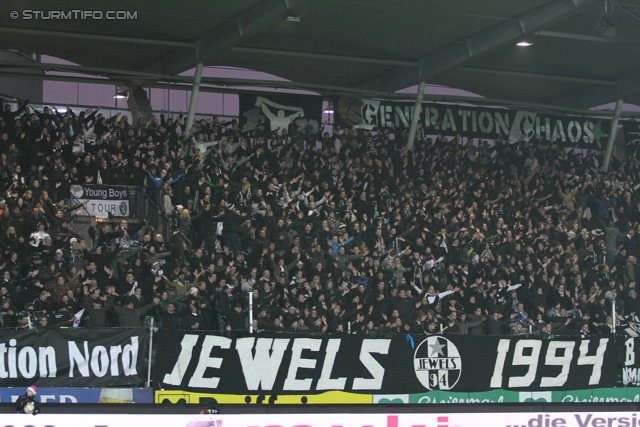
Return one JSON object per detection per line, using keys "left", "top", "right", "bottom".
{"left": 111, "top": 297, "right": 159, "bottom": 327}
{"left": 15, "top": 385, "right": 40, "bottom": 414}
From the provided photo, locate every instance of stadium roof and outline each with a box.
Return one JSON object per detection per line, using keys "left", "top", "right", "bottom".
{"left": 1, "top": 0, "right": 640, "bottom": 109}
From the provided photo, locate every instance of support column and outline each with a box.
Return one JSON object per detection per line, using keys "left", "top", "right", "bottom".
{"left": 407, "top": 81, "right": 426, "bottom": 150}
{"left": 248, "top": 291, "right": 253, "bottom": 333}
{"left": 184, "top": 62, "right": 204, "bottom": 139}
{"left": 603, "top": 98, "right": 623, "bottom": 172}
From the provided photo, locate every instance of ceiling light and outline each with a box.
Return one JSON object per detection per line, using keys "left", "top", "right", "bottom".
{"left": 323, "top": 108, "right": 334, "bottom": 113}
{"left": 113, "top": 91, "right": 129, "bottom": 99}
{"left": 516, "top": 40, "right": 533, "bottom": 47}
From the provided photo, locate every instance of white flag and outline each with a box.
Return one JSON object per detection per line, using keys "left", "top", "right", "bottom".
{"left": 73, "top": 309, "right": 85, "bottom": 328}
{"left": 440, "top": 237, "right": 448, "bottom": 253}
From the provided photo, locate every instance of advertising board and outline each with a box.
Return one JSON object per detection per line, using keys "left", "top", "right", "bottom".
{"left": 2, "top": 411, "right": 640, "bottom": 427}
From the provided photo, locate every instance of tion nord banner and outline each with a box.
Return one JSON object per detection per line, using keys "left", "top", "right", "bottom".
{"left": 154, "top": 332, "right": 617, "bottom": 395}
{"left": 0, "top": 328, "right": 148, "bottom": 387}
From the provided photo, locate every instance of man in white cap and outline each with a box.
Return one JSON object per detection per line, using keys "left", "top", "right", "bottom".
{"left": 15, "top": 385, "right": 40, "bottom": 414}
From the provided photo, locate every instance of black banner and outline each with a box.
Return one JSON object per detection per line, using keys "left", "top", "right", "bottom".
{"left": 154, "top": 332, "right": 617, "bottom": 394}
{"left": 239, "top": 93, "right": 323, "bottom": 134}
{"left": 621, "top": 337, "right": 640, "bottom": 386}
{"left": 335, "top": 97, "right": 614, "bottom": 149}
{"left": 0, "top": 328, "right": 148, "bottom": 387}
{"left": 623, "top": 120, "right": 640, "bottom": 157}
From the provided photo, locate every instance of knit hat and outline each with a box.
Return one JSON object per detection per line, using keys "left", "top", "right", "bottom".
{"left": 189, "top": 287, "right": 198, "bottom": 295}
{"left": 27, "top": 385, "right": 37, "bottom": 395}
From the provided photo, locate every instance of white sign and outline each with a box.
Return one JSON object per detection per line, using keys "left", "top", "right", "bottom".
{"left": 70, "top": 185, "right": 130, "bottom": 218}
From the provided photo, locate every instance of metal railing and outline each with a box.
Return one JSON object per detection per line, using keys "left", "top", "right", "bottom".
{"left": 7, "top": 102, "right": 237, "bottom": 132}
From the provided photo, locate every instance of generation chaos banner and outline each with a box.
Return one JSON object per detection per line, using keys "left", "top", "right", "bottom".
{"left": 335, "top": 97, "right": 615, "bottom": 149}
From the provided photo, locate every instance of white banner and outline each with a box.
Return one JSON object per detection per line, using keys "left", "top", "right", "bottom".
{"left": 4, "top": 412, "right": 640, "bottom": 427}
{"left": 83, "top": 200, "right": 130, "bottom": 218}
{"left": 70, "top": 185, "right": 130, "bottom": 218}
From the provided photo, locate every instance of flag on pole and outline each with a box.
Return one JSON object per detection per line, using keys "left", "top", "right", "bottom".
{"left": 73, "top": 309, "right": 85, "bottom": 328}
{"left": 440, "top": 237, "right": 448, "bottom": 253}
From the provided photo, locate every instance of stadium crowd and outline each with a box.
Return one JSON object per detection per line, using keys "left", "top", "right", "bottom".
{"left": 0, "top": 99, "right": 639, "bottom": 339}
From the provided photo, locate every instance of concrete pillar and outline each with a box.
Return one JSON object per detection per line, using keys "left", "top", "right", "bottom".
{"left": 407, "top": 81, "right": 426, "bottom": 150}
{"left": 603, "top": 98, "right": 623, "bottom": 172}
{"left": 184, "top": 62, "right": 204, "bottom": 139}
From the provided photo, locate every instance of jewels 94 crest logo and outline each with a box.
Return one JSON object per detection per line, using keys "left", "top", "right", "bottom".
{"left": 414, "top": 336, "right": 462, "bottom": 391}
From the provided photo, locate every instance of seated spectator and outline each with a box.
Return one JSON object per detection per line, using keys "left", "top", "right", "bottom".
{"left": 511, "top": 323, "right": 529, "bottom": 336}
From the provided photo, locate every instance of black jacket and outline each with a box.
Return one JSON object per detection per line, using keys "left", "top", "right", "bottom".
{"left": 486, "top": 316, "right": 510, "bottom": 335}
{"left": 15, "top": 393, "right": 40, "bottom": 414}
{"left": 220, "top": 210, "right": 250, "bottom": 234}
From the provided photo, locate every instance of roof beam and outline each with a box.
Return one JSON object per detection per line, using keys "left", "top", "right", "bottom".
{"left": 4, "top": 69, "right": 640, "bottom": 119}
{"left": 4, "top": 59, "right": 635, "bottom": 112}
{"left": 0, "top": 63, "right": 391, "bottom": 97}
{"left": 0, "top": 27, "right": 194, "bottom": 48}
{"left": 356, "top": 0, "right": 599, "bottom": 92}
{"left": 550, "top": 69, "right": 640, "bottom": 108}
{"left": 136, "top": 0, "right": 309, "bottom": 76}
{"left": 536, "top": 30, "right": 640, "bottom": 45}
{"left": 0, "top": 61, "right": 384, "bottom": 96}
{"left": 617, "top": 2, "right": 640, "bottom": 24}
{"left": 231, "top": 46, "right": 417, "bottom": 67}
{"left": 0, "top": 70, "right": 125, "bottom": 86}
{"left": 457, "top": 66, "right": 618, "bottom": 86}
{"left": 0, "top": 60, "right": 171, "bottom": 80}
{"left": 196, "top": 76, "right": 383, "bottom": 95}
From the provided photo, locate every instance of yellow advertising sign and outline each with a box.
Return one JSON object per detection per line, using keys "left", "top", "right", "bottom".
{"left": 155, "top": 390, "right": 372, "bottom": 405}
